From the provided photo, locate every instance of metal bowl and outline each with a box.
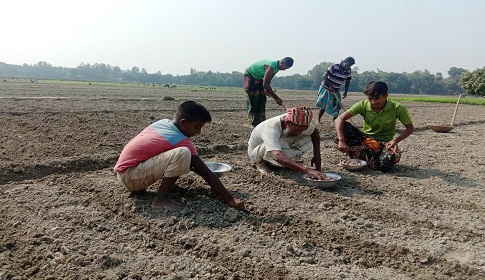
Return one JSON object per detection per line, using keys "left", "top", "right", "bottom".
{"left": 303, "top": 173, "right": 341, "bottom": 189}
{"left": 205, "top": 162, "right": 232, "bottom": 178}
{"left": 338, "top": 159, "right": 367, "bottom": 171}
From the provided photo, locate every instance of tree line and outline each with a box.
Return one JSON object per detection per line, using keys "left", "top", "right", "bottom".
{"left": 1, "top": 61, "right": 483, "bottom": 96}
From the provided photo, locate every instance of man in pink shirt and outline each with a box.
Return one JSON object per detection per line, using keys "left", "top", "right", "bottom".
{"left": 114, "top": 101, "right": 245, "bottom": 211}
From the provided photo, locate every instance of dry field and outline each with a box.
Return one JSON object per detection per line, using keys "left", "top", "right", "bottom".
{"left": 1, "top": 81, "right": 484, "bottom": 279}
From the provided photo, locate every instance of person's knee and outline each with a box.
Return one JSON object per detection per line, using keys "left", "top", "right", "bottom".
{"left": 248, "top": 151, "right": 259, "bottom": 164}
{"left": 157, "top": 147, "right": 192, "bottom": 167}
{"left": 178, "top": 147, "right": 191, "bottom": 157}
{"left": 164, "top": 147, "right": 192, "bottom": 177}
{"left": 174, "top": 147, "right": 191, "bottom": 165}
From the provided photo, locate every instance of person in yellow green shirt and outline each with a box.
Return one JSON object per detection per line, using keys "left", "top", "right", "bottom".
{"left": 334, "top": 81, "right": 415, "bottom": 172}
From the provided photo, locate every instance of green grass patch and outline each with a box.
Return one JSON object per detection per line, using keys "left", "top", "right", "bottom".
{"left": 2, "top": 77, "right": 243, "bottom": 91}
{"left": 390, "top": 96, "right": 485, "bottom": 105}
{"left": 2, "top": 77, "right": 484, "bottom": 103}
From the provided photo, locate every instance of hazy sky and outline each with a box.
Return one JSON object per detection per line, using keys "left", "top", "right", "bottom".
{"left": 2, "top": 0, "right": 484, "bottom": 76}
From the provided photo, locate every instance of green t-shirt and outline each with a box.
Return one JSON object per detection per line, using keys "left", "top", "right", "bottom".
{"left": 348, "top": 99, "right": 412, "bottom": 142}
{"left": 245, "top": 60, "right": 279, "bottom": 80}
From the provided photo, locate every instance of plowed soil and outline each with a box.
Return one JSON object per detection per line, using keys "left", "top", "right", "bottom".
{"left": 1, "top": 81, "right": 484, "bottom": 280}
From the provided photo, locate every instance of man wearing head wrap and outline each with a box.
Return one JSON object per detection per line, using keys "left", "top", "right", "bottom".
{"left": 247, "top": 106, "right": 327, "bottom": 179}
{"left": 315, "top": 56, "right": 355, "bottom": 124}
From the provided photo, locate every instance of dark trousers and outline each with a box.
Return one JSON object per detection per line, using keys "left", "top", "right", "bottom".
{"left": 244, "top": 74, "right": 266, "bottom": 127}
{"left": 338, "top": 122, "right": 397, "bottom": 172}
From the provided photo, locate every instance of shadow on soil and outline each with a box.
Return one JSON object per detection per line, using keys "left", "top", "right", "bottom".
{"left": 130, "top": 185, "right": 291, "bottom": 230}
{"left": 273, "top": 167, "right": 385, "bottom": 197}
{"left": 395, "top": 164, "right": 481, "bottom": 187}
{"left": 0, "top": 156, "right": 117, "bottom": 185}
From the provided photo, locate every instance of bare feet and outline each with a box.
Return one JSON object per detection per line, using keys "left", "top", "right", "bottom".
{"left": 256, "top": 161, "right": 271, "bottom": 175}
{"left": 151, "top": 198, "right": 185, "bottom": 211}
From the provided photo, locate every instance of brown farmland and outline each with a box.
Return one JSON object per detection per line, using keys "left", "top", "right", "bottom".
{"left": 1, "top": 81, "right": 484, "bottom": 279}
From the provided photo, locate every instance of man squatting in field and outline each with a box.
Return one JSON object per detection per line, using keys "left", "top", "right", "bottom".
{"left": 243, "top": 57, "right": 294, "bottom": 128}
{"left": 247, "top": 106, "right": 327, "bottom": 179}
{"left": 334, "top": 81, "right": 415, "bottom": 172}
{"left": 114, "top": 101, "right": 245, "bottom": 211}
{"left": 315, "top": 57, "right": 355, "bottom": 124}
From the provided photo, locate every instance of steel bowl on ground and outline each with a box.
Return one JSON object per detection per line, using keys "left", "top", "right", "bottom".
{"left": 205, "top": 162, "right": 232, "bottom": 178}
{"left": 427, "top": 124, "right": 454, "bottom": 133}
{"left": 303, "top": 172, "right": 341, "bottom": 189}
{"left": 338, "top": 159, "right": 367, "bottom": 171}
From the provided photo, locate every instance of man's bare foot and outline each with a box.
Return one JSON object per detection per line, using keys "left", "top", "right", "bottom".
{"left": 151, "top": 198, "right": 185, "bottom": 211}
{"left": 256, "top": 162, "right": 271, "bottom": 175}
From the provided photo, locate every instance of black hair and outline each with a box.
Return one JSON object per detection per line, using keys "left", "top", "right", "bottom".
{"left": 281, "top": 57, "right": 294, "bottom": 68}
{"left": 175, "top": 100, "right": 212, "bottom": 123}
{"left": 342, "top": 56, "right": 355, "bottom": 65}
{"left": 363, "top": 81, "right": 388, "bottom": 98}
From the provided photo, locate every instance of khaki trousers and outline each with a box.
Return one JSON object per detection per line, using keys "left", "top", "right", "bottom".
{"left": 116, "top": 147, "right": 191, "bottom": 191}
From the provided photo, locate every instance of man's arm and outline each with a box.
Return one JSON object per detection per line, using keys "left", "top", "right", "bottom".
{"left": 191, "top": 155, "right": 245, "bottom": 210}
{"left": 310, "top": 127, "right": 322, "bottom": 171}
{"left": 343, "top": 79, "right": 351, "bottom": 98}
{"left": 263, "top": 66, "right": 283, "bottom": 105}
{"left": 270, "top": 147, "right": 326, "bottom": 180}
{"left": 334, "top": 111, "right": 353, "bottom": 152}
{"left": 271, "top": 150, "right": 307, "bottom": 172}
{"left": 386, "top": 123, "right": 415, "bottom": 150}
{"left": 323, "top": 72, "right": 335, "bottom": 93}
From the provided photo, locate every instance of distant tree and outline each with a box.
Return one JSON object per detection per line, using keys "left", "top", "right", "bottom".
{"left": 443, "top": 78, "right": 464, "bottom": 95}
{"left": 294, "top": 75, "right": 313, "bottom": 89}
{"left": 383, "top": 72, "right": 412, "bottom": 94}
{"left": 305, "top": 62, "right": 334, "bottom": 88}
{"left": 273, "top": 74, "right": 312, "bottom": 90}
{"left": 460, "top": 67, "right": 485, "bottom": 96}
{"left": 131, "top": 66, "right": 140, "bottom": 73}
{"left": 440, "top": 67, "right": 466, "bottom": 95}
{"left": 358, "top": 70, "right": 381, "bottom": 86}
{"left": 112, "top": 66, "right": 122, "bottom": 78}
{"left": 407, "top": 70, "right": 444, "bottom": 94}
{"left": 447, "top": 67, "right": 467, "bottom": 79}
{"left": 0, "top": 60, "right": 475, "bottom": 94}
